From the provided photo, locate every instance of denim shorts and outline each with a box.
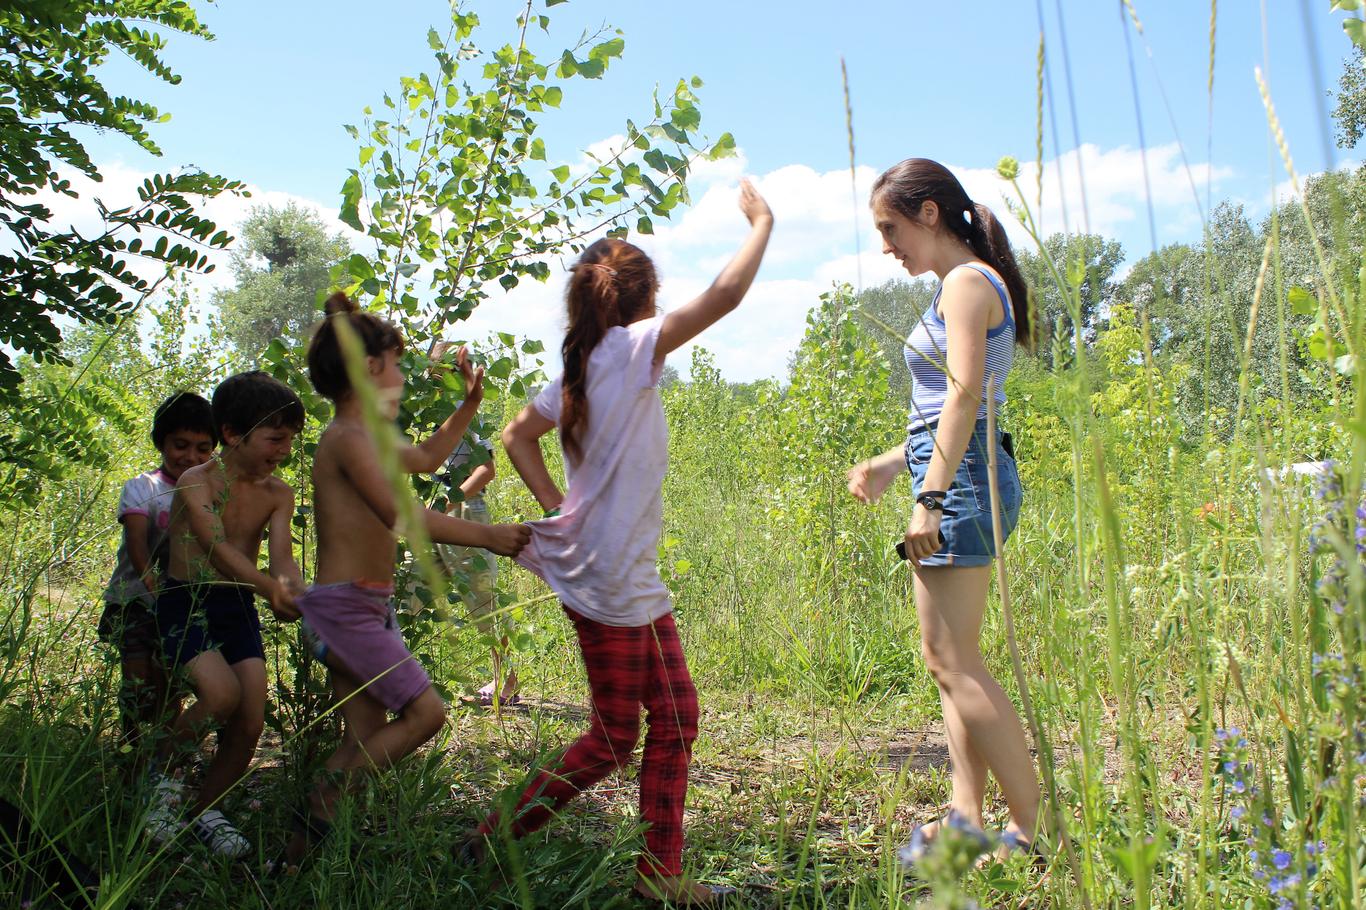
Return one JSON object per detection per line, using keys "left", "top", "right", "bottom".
{"left": 904, "top": 420, "right": 1023, "bottom": 567}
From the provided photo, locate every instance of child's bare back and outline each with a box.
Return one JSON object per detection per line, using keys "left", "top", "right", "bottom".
{"left": 311, "top": 417, "right": 402, "bottom": 586}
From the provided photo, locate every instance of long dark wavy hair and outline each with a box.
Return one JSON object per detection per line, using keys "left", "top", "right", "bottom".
{"left": 559, "top": 238, "right": 659, "bottom": 461}
{"left": 872, "top": 158, "right": 1032, "bottom": 345}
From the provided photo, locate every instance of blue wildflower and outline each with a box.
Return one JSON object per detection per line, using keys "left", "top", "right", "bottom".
{"left": 1233, "top": 779, "right": 1246, "bottom": 793}
{"left": 1272, "top": 850, "right": 1291, "bottom": 870}
{"left": 1224, "top": 760, "right": 1239, "bottom": 773}
{"left": 1231, "top": 806, "right": 1245, "bottom": 820}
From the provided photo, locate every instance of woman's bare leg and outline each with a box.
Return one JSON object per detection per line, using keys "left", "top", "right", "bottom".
{"left": 914, "top": 565, "right": 1039, "bottom": 838}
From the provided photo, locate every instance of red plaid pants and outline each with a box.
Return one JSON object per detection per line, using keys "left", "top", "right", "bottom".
{"left": 479, "top": 606, "right": 699, "bottom": 876}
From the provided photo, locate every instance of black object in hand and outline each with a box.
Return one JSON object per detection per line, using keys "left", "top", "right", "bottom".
{"left": 896, "top": 532, "right": 947, "bottom": 560}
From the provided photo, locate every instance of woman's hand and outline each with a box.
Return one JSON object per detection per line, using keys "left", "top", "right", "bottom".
{"left": 904, "top": 504, "right": 943, "bottom": 566}
{"left": 847, "top": 448, "right": 905, "bottom": 504}
{"left": 738, "top": 178, "right": 773, "bottom": 226}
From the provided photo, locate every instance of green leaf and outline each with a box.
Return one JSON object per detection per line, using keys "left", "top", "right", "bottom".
{"left": 359, "top": 146, "right": 375, "bottom": 166}
{"left": 556, "top": 50, "right": 577, "bottom": 77}
{"left": 1308, "top": 329, "right": 1337, "bottom": 361}
{"left": 1345, "top": 17, "right": 1366, "bottom": 49}
{"left": 636, "top": 215, "right": 654, "bottom": 235}
{"left": 708, "top": 132, "right": 737, "bottom": 160}
{"left": 551, "top": 164, "right": 571, "bottom": 183}
{"left": 427, "top": 27, "right": 443, "bottom": 50}
{"left": 340, "top": 173, "right": 364, "bottom": 230}
{"left": 1287, "top": 285, "right": 1317, "bottom": 316}
{"left": 1332, "top": 0, "right": 1362, "bottom": 11}
{"left": 530, "top": 138, "right": 546, "bottom": 161}
{"left": 346, "top": 253, "right": 376, "bottom": 281}
{"left": 589, "top": 38, "right": 625, "bottom": 63}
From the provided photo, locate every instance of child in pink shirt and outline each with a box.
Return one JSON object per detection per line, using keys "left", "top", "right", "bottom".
{"left": 469, "top": 180, "right": 773, "bottom": 906}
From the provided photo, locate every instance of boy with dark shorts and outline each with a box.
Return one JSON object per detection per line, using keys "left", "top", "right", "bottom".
{"left": 144, "top": 371, "right": 306, "bottom": 858}
{"left": 99, "top": 392, "right": 217, "bottom": 747}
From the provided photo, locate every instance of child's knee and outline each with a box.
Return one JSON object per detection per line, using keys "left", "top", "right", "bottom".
{"left": 197, "top": 678, "right": 242, "bottom": 722}
{"left": 404, "top": 689, "right": 447, "bottom": 742}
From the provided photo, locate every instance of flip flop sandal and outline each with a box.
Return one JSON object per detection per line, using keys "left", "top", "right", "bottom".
{"left": 898, "top": 809, "right": 991, "bottom": 867}
{"left": 999, "top": 828, "right": 1050, "bottom": 871}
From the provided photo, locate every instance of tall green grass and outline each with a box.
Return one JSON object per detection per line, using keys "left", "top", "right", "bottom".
{"left": 2, "top": 3, "right": 1365, "bottom": 908}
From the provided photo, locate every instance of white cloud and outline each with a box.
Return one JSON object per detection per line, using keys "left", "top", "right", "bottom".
{"left": 459, "top": 142, "right": 1236, "bottom": 383}
{"left": 28, "top": 159, "right": 358, "bottom": 294}
{"left": 36, "top": 138, "right": 1229, "bottom": 384}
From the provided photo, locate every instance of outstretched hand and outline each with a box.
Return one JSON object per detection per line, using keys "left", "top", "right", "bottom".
{"left": 268, "top": 576, "right": 302, "bottom": 622}
{"left": 847, "top": 452, "right": 902, "bottom": 504}
{"left": 738, "top": 178, "right": 773, "bottom": 227}
{"left": 432, "top": 341, "right": 486, "bottom": 406}
{"left": 453, "top": 345, "right": 486, "bottom": 406}
{"left": 487, "top": 522, "right": 532, "bottom": 558}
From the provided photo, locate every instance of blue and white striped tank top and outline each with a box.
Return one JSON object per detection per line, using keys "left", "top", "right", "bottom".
{"left": 904, "top": 262, "right": 1015, "bottom": 432}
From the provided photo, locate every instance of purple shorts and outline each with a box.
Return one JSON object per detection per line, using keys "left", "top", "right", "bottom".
{"left": 297, "top": 581, "right": 432, "bottom": 714}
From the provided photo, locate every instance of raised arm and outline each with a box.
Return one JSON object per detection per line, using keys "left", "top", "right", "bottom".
{"left": 656, "top": 179, "right": 773, "bottom": 360}
{"left": 335, "top": 422, "right": 530, "bottom": 556}
{"left": 400, "top": 345, "right": 486, "bottom": 474}
{"left": 501, "top": 404, "right": 563, "bottom": 513}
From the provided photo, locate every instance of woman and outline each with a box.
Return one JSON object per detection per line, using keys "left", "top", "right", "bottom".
{"left": 847, "top": 158, "right": 1041, "bottom": 856}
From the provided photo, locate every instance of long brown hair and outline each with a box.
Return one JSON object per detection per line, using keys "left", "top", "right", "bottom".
{"left": 872, "top": 158, "right": 1032, "bottom": 345}
{"left": 560, "top": 238, "right": 659, "bottom": 461}
{"left": 306, "top": 291, "right": 405, "bottom": 401}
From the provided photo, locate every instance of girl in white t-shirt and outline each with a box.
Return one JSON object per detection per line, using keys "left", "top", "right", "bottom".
{"left": 466, "top": 180, "right": 772, "bottom": 905}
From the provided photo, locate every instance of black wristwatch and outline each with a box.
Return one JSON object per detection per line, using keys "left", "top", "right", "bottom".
{"left": 916, "top": 490, "right": 955, "bottom": 515}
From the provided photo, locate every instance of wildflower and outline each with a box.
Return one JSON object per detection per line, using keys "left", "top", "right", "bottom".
{"left": 1223, "top": 760, "right": 1239, "bottom": 773}
{"left": 1233, "top": 779, "right": 1246, "bottom": 793}
{"left": 1268, "top": 872, "right": 1301, "bottom": 894}
{"left": 1272, "top": 850, "right": 1291, "bottom": 870}
{"left": 1231, "top": 806, "right": 1245, "bottom": 820}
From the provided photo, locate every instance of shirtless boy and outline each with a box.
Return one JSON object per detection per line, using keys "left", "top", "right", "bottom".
{"left": 279, "top": 292, "right": 528, "bottom": 869}
{"left": 145, "top": 371, "right": 306, "bottom": 858}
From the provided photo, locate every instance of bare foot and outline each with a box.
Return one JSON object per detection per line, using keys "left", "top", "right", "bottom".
{"left": 633, "top": 873, "right": 736, "bottom": 905}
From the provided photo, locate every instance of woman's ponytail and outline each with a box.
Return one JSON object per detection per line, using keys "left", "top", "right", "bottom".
{"left": 968, "top": 204, "right": 1031, "bottom": 345}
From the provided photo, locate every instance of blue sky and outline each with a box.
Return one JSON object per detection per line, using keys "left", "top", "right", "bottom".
{"left": 77, "top": 0, "right": 1361, "bottom": 380}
